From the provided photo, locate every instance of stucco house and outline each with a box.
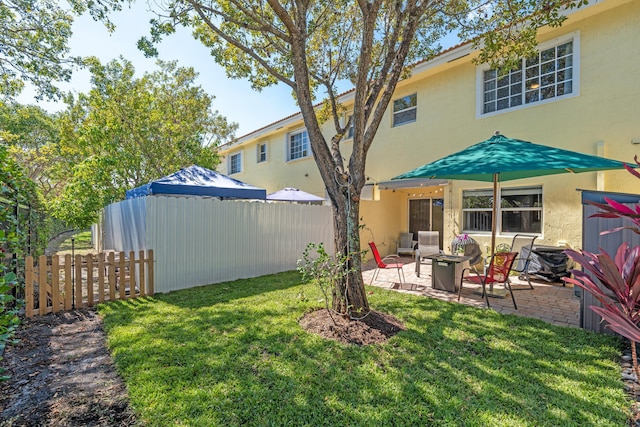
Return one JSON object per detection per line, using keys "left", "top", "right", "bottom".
{"left": 218, "top": 0, "right": 639, "bottom": 258}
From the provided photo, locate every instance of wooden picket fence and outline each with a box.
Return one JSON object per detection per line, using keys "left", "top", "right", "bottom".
{"left": 25, "top": 250, "right": 154, "bottom": 317}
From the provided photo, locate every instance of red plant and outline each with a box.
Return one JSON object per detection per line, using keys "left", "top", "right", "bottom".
{"left": 587, "top": 156, "right": 640, "bottom": 235}
{"left": 564, "top": 155, "right": 640, "bottom": 379}
{"left": 564, "top": 244, "right": 640, "bottom": 339}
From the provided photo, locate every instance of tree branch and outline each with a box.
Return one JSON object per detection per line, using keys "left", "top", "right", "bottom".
{"left": 188, "top": 1, "right": 297, "bottom": 88}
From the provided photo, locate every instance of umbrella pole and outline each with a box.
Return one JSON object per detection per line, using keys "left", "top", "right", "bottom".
{"left": 491, "top": 173, "right": 498, "bottom": 256}
{"left": 482, "top": 172, "right": 508, "bottom": 298}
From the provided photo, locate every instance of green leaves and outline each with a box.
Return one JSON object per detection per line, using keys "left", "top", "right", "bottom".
{"left": 0, "top": 216, "right": 22, "bottom": 384}
{"left": 0, "top": 0, "right": 126, "bottom": 100}
{"left": 50, "top": 58, "right": 237, "bottom": 228}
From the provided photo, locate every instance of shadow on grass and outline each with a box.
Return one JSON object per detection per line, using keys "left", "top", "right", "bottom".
{"left": 371, "top": 290, "right": 626, "bottom": 425}
{"left": 152, "top": 270, "right": 305, "bottom": 309}
{"left": 99, "top": 273, "right": 628, "bottom": 426}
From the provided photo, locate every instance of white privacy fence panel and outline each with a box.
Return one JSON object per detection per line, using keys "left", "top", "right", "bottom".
{"left": 144, "top": 197, "right": 334, "bottom": 293}
{"left": 102, "top": 197, "right": 147, "bottom": 252}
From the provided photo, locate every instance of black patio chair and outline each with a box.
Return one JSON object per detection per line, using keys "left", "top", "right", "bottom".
{"left": 509, "top": 234, "right": 538, "bottom": 290}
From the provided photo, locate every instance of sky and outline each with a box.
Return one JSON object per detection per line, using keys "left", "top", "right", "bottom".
{"left": 17, "top": 0, "right": 300, "bottom": 137}
{"left": 18, "top": 1, "right": 460, "bottom": 138}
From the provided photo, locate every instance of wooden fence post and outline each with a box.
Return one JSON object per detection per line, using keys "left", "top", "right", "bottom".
{"left": 108, "top": 252, "right": 116, "bottom": 301}
{"left": 25, "top": 256, "right": 33, "bottom": 318}
{"left": 148, "top": 249, "right": 154, "bottom": 296}
{"left": 52, "top": 256, "right": 60, "bottom": 313}
{"left": 39, "top": 255, "right": 47, "bottom": 315}
{"left": 87, "top": 255, "right": 94, "bottom": 307}
{"left": 139, "top": 250, "right": 146, "bottom": 297}
{"left": 119, "top": 252, "right": 126, "bottom": 300}
{"left": 97, "top": 253, "right": 105, "bottom": 303}
{"left": 129, "top": 251, "right": 136, "bottom": 298}
{"left": 64, "top": 254, "right": 72, "bottom": 310}
{"left": 75, "top": 254, "right": 83, "bottom": 308}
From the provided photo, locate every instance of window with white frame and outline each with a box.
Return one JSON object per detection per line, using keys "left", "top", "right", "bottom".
{"left": 257, "top": 143, "right": 267, "bottom": 163}
{"left": 462, "top": 186, "right": 542, "bottom": 234}
{"left": 481, "top": 38, "right": 575, "bottom": 114}
{"left": 287, "top": 129, "right": 310, "bottom": 161}
{"left": 392, "top": 93, "right": 417, "bottom": 127}
{"left": 229, "top": 152, "right": 242, "bottom": 174}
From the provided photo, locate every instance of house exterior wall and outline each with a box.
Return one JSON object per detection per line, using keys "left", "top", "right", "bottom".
{"left": 219, "top": 0, "right": 640, "bottom": 258}
{"left": 222, "top": 120, "right": 332, "bottom": 200}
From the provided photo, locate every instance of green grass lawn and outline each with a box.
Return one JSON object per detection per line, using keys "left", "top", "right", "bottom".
{"left": 99, "top": 271, "right": 630, "bottom": 426}
{"left": 55, "top": 230, "right": 94, "bottom": 255}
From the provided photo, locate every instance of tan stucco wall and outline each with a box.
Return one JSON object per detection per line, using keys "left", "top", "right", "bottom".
{"left": 220, "top": 0, "right": 640, "bottom": 259}
{"left": 359, "top": 191, "right": 406, "bottom": 258}
{"left": 221, "top": 118, "right": 337, "bottom": 198}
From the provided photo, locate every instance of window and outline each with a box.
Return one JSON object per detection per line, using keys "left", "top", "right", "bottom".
{"left": 257, "top": 143, "right": 267, "bottom": 163}
{"left": 229, "top": 152, "right": 242, "bottom": 174}
{"left": 481, "top": 38, "right": 575, "bottom": 114}
{"left": 392, "top": 93, "right": 417, "bottom": 127}
{"left": 287, "top": 129, "right": 310, "bottom": 161}
{"left": 462, "top": 186, "right": 542, "bottom": 234}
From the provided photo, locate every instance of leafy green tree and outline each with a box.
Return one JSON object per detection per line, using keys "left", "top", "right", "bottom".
{"left": 0, "top": 102, "right": 64, "bottom": 199}
{"left": 0, "top": 0, "right": 125, "bottom": 100}
{"left": 52, "top": 58, "right": 237, "bottom": 228}
{"left": 0, "top": 141, "right": 42, "bottom": 377}
{"left": 141, "top": 0, "right": 583, "bottom": 315}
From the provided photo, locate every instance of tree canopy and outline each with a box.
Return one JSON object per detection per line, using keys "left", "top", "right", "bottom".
{"left": 0, "top": 103, "right": 62, "bottom": 199}
{"left": 142, "top": 0, "right": 583, "bottom": 315}
{"left": 50, "top": 58, "right": 237, "bottom": 228}
{"left": 0, "top": 0, "right": 126, "bottom": 100}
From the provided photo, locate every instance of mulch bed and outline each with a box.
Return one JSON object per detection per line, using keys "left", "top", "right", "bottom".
{"left": 0, "top": 309, "right": 136, "bottom": 426}
{"left": 299, "top": 308, "right": 406, "bottom": 345}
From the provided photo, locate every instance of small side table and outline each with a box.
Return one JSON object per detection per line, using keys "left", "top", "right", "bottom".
{"left": 424, "top": 254, "right": 471, "bottom": 293}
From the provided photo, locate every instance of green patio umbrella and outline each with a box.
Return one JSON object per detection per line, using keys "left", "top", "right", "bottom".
{"left": 393, "top": 132, "right": 629, "bottom": 254}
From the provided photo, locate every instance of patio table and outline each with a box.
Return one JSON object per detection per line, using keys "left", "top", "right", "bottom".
{"left": 424, "top": 254, "right": 471, "bottom": 293}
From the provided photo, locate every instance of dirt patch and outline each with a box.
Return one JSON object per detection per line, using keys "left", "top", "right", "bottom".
{"left": 299, "top": 308, "right": 406, "bottom": 346}
{"left": 0, "top": 309, "right": 136, "bottom": 426}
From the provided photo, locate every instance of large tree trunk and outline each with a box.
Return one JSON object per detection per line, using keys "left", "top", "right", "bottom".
{"left": 288, "top": 32, "right": 372, "bottom": 317}
{"left": 328, "top": 182, "right": 370, "bottom": 316}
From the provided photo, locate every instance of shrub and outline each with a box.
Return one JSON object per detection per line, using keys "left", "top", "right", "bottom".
{"left": 564, "top": 156, "right": 640, "bottom": 379}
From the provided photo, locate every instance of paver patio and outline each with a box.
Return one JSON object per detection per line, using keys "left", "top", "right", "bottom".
{"left": 362, "top": 255, "right": 580, "bottom": 328}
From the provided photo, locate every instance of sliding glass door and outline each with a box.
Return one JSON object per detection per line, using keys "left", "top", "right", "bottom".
{"left": 409, "top": 198, "right": 444, "bottom": 248}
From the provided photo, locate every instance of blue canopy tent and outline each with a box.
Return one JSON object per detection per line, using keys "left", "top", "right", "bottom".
{"left": 126, "top": 165, "right": 266, "bottom": 200}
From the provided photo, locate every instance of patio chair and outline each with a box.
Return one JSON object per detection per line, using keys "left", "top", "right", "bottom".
{"left": 368, "top": 241, "right": 405, "bottom": 287}
{"left": 414, "top": 231, "right": 443, "bottom": 277}
{"left": 416, "top": 231, "right": 442, "bottom": 261}
{"left": 458, "top": 251, "right": 519, "bottom": 310}
{"left": 509, "top": 234, "right": 538, "bottom": 289}
{"left": 396, "top": 232, "right": 415, "bottom": 257}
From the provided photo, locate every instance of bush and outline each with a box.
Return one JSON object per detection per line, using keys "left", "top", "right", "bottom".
{"left": 564, "top": 156, "right": 640, "bottom": 379}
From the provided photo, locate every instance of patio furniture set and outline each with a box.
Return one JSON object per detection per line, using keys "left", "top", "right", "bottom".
{"left": 369, "top": 232, "right": 541, "bottom": 310}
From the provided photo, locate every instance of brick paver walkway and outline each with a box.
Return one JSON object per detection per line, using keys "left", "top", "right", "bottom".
{"left": 362, "top": 255, "right": 580, "bottom": 328}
